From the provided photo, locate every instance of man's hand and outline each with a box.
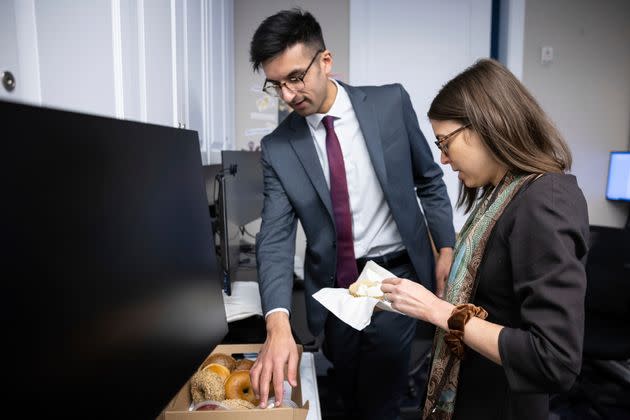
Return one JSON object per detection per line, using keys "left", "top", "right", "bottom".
{"left": 250, "top": 311, "right": 299, "bottom": 408}
{"left": 434, "top": 247, "right": 453, "bottom": 298}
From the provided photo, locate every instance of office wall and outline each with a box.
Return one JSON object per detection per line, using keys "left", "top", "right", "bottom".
{"left": 233, "top": 0, "right": 349, "bottom": 151}
{"left": 349, "top": 0, "right": 492, "bottom": 231}
{"left": 497, "top": 0, "right": 525, "bottom": 79}
{"left": 522, "top": 0, "right": 630, "bottom": 228}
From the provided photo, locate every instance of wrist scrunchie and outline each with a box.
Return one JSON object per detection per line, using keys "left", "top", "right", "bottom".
{"left": 444, "top": 303, "right": 488, "bottom": 359}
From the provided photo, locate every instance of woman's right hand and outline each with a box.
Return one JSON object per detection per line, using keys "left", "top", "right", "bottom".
{"left": 381, "top": 277, "right": 453, "bottom": 330}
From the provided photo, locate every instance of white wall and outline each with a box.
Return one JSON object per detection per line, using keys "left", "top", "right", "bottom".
{"left": 521, "top": 0, "right": 630, "bottom": 228}
{"left": 350, "top": 0, "right": 493, "bottom": 231}
{"left": 497, "top": 0, "right": 525, "bottom": 79}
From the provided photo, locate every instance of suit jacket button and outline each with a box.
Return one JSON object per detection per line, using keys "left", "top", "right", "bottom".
{"left": 329, "top": 275, "right": 334, "bottom": 282}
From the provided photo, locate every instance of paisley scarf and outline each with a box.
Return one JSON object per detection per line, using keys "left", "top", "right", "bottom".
{"left": 422, "top": 172, "right": 538, "bottom": 419}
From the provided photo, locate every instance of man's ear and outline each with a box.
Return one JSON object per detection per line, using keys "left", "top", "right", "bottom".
{"left": 321, "top": 49, "right": 333, "bottom": 76}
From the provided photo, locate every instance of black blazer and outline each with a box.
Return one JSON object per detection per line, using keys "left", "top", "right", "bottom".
{"left": 454, "top": 173, "right": 589, "bottom": 419}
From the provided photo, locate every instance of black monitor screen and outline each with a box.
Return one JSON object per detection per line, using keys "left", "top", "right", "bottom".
{"left": 216, "top": 151, "right": 263, "bottom": 289}
{"left": 606, "top": 151, "right": 630, "bottom": 202}
{"left": 0, "top": 100, "right": 228, "bottom": 418}
{"left": 203, "top": 163, "right": 222, "bottom": 206}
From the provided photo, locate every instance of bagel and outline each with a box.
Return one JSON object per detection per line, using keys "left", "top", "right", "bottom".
{"left": 190, "top": 370, "right": 225, "bottom": 404}
{"left": 224, "top": 370, "right": 258, "bottom": 405}
{"left": 234, "top": 359, "right": 255, "bottom": 371}
{"left": 202, "top": 352, "right": 237, "bottom": 372}
{"left": 221, "top": 398, "right": 255, "bottom": 409}
{"left": 348, "top": 278, "right": 384, "bottom": 299}
{"left": 201, "top": 363, "right": 231, "bottom": 381}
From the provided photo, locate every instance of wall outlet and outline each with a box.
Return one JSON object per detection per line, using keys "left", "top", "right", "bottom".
{"left": 541, "top": 46, "right": 554, "bottom": 64}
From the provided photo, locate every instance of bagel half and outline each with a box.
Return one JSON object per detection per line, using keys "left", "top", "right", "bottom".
{"left": 348, "top": 278, "right": 384, "bottom": 300}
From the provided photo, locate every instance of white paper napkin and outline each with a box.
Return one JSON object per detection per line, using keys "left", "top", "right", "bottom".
{"left": 222, "top": 281, "right": 263, "bottom": 323}
{"left": 312, "top": 261, "right": 403, "bottom": 331}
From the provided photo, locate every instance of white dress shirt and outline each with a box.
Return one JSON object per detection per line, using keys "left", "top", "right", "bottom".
{"left": 306, "top": 79, "right": 404, "bottom": 258}
{"left": 266, "top": 79, "right": 404, "bottom": 318}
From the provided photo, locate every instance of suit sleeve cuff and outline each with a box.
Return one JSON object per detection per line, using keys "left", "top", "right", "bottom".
{"left": 265, "top": 307, "right": 290, "bottom": 319}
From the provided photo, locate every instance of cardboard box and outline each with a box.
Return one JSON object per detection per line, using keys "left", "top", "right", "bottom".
{"left": 159, "top": 344, "right": 309, "bottom": 419}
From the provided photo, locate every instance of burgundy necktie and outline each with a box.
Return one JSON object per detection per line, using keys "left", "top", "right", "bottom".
{"left": 322, "top": 115, "right": 358, "bottom": 288}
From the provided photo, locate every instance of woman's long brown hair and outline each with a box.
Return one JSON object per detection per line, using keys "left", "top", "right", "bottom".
{"left": 428, "top": 58, "right": 572, "bottom": 212}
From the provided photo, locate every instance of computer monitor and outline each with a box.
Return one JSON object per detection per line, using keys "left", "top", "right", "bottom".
{"left": 202, "top": 163, "right": 222, "bottom": 207}
{"left": 606, "top": 151, "right": 630, "bottom": 202}
{"left": 0, "top": 99, "right": 228, "bottom": 418}
{"left": 215, "top": 151, "right": 263, "bottom": 295}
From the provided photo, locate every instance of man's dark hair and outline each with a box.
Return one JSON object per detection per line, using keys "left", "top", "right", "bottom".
{"left": 250, "top": 8, "right": 326, "bottom": 72}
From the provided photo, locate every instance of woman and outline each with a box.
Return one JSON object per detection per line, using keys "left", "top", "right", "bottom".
{"left": 381, "top": 58, "right": 589, "bottom": 419}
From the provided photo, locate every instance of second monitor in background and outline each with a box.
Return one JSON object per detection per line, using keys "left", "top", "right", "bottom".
{"left": 606, "top": 151, "right": 630, "bottom": 203}
{"left": 605, "top": 151, "right": 630, "bottom": 229}
{"left": 215, "top": 150, "right": 263, "bottom": 294}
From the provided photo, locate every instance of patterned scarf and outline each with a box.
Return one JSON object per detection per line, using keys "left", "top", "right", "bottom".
{"left": 422, "top": 172, "right": 538, "bottom": 420}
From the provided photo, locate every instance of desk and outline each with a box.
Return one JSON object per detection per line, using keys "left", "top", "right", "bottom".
{"left": 300, "top": 352, "right": 323, "bottom": 420}
{"left": 222, "top": 280, "right": 263, "bottom": 322}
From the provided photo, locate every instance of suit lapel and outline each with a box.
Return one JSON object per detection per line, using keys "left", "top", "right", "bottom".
{"left": 285, "top": 82, "right": 388, "bottom": 220}
{"left": 288, "top": 116, "right": 334, "bottom": 218}
{"left": 341, "top": 82, "right": 388, "bottom": 184}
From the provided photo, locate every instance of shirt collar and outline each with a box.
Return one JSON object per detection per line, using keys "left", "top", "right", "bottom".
{"left": 305, "top": 79, "right": 352, "bottom": 130}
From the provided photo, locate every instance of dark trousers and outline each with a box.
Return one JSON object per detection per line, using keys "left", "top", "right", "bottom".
{"left": 323, "top": 260, "right": 419, "bottom": 420}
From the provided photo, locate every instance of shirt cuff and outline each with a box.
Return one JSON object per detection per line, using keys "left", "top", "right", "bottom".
{"left": 265, "top": 307, "right": 290, "bottom": 319}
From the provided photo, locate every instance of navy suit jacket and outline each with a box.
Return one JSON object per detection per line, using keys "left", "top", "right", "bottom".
{"left": 255, "top": 81, "right": 455, "bottom": 335}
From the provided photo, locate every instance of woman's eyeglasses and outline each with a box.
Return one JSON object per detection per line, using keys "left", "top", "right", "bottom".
{"left": 434, "top": 123, "right": 471, "bottom": 156}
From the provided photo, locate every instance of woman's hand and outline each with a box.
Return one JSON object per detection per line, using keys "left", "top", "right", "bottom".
{"left": 381, "top": 277, "right": 453, "bottom": 330}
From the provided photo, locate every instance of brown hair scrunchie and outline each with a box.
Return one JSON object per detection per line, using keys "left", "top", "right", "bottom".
{"left": 444, "top": 303, "right": 488, "bottom": 359}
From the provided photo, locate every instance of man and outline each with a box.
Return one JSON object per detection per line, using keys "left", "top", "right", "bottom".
{"left": 249, "top": 9, "right": 455, "bottom": 419}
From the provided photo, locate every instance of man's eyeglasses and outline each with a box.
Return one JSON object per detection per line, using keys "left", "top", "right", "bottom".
{"left": 262, "top": 49, "right": 324, "bottom": 97}
{"left": 434, "top": 123, "right": 471, "bottom": 156}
